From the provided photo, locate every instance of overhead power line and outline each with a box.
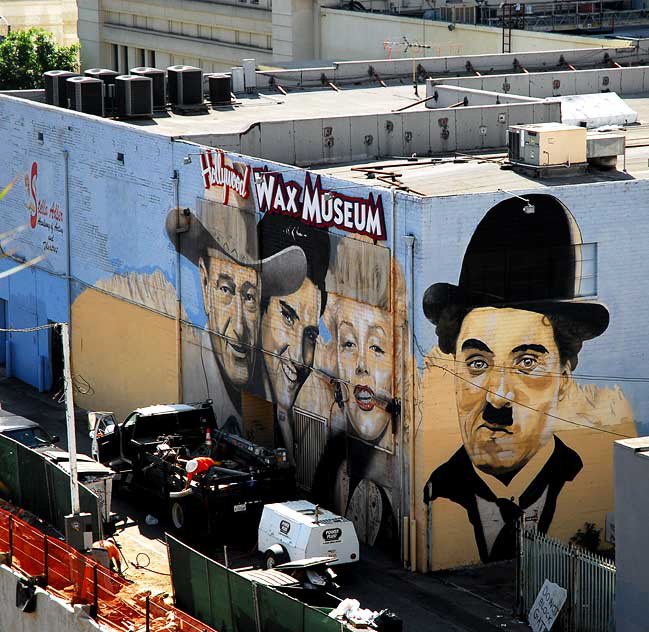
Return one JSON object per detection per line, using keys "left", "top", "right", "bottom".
{"left": 429, "top": 359, "right": 634, "bottom": 439}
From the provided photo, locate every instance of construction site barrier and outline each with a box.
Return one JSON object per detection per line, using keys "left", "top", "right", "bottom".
{"left": 0, "top": 434, "right": 102, "bottom": 540}
{"left": 168, "top": 534, "right": 353, "bottom": 632}
{"left": 0, "top": 506, "right": 217, "bottom": 632}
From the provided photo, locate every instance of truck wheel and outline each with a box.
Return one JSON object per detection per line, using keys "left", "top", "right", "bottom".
{"left": 264, "top": 545, "right": 289, "bottom": 569}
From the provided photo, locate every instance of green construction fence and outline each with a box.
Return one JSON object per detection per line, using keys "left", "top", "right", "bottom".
{"left": 0, "top": 434, "right": 102, "bottom": 539}
{"left": 167, "top": 534, "right": 353, "bottom": 632}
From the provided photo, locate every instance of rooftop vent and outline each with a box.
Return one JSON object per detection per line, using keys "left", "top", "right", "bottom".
{"left": 43, "top": 70, "right": 79, "bottom": 107}
{"left": 167, "top": 65, "right": 203, "bottom": 107}
{"left": 130, "top": 67, "right": 166, "bottom": 110}
{"left": 586, "top": 132, "right": 626, "bottom": 171}
{"left": 66, "top": 76, "right": 104, "bottom": 116}
{"left": 114, "top": 75, "right": 153, "bottom": 119}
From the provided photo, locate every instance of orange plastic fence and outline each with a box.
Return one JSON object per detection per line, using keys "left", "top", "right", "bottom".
{"left": 0, "top": 507, "right": 216, "bottom": 632}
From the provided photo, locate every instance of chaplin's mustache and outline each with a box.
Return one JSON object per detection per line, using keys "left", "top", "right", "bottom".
{"left": 482, "top": 402, "right": 513, "bottom": 427}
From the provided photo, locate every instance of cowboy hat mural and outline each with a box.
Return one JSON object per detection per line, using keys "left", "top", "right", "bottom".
{"left": 166, "top": 196, "right": 307, "bottom": 434}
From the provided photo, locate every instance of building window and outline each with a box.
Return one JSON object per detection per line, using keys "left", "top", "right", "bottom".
{"left": 112, "top": 44, "right": 119, "bottom": 72}
{"left": 575, "top": 243, "right": 598, "bottom": 297}
{"left": 139, "top": 48, "right": 146, "bottom": 67}
{"left": 148, "top": 50, "right": 156, "bottom": 68}
{"left": 122, "top": 46, "right": 128, "bottom": 73}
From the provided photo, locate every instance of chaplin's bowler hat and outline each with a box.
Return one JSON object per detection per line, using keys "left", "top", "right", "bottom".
{"left": 422, "top": 194, "right": 609, "bottom": 341}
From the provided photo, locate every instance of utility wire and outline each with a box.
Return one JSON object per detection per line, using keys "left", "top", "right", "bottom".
{"left": 424, "top": 351, "right": 649, "bottom": 383}
{"left": 413, "top": 332, "right": 649, "bottom": 384}
{"left": 0, "top": 324, "right": 59, "bottom": 333}
{"left": 0, "top": 323, "right": 94, "bottom": 396}
{"left": 429, "top": 359, "right": 633, "bottom": 439}
{"left": 0, "top": 310, "right": 634, "bottom": 438}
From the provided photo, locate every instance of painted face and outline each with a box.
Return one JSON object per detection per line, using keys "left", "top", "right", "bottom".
{"left": 261, "top": 279, "right": 321, "bottom": 411}
{"left": 454, "top": 307, "right": 569, "bottom": 476}
{"left": 200, "top": 255, "right": 259, "bottom": 388}
{"left": 336, "top": 298, "right": 392, "bottom": 443}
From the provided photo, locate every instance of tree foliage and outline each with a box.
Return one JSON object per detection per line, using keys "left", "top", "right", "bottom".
{"left": 570, "top": 522, "right": 601, "bottom": 553}
{"left": 0, "top": 28, "right": 79, "bottom": 90}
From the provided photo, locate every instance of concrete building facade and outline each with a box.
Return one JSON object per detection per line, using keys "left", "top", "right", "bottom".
{"left": 0, "top": 0, "right": 78, "bottom": 46}
{"left": 614, "top": 437, "right": 649, "bottom": 632}
{"left": 77, "top": 0, "right": 632, "bottom": 71}
{"left": 0, "top": 47, "right": 646, "bottom": 571}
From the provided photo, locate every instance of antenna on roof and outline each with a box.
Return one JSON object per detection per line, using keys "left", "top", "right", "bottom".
{"left": 383, "top": 36, "right": 434, "bottom": 97}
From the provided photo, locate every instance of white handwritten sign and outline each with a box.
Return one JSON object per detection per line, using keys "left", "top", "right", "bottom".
{"left": 529, "top": 579, "right": 567, "bottom": 632}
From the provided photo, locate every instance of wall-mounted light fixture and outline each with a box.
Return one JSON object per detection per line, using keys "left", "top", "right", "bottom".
{"left": 497, "top": 188, "right": 535, "bottom": 214}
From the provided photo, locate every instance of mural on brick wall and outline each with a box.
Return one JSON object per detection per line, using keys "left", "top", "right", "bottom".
{"left": 171, "top": 150, "right": 405, "bottom": 551}
{"left": 0, "top": 160, "right": 65, "bottom": 274}
{"left": 419, "top": 194, "right": 636, "bottom": 568}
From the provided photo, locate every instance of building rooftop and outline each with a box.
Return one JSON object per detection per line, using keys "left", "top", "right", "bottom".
{"left": 9, "top": 85, "right": 648, "bottom": 195}
{"left": 314, "top": 94, "right": 649, "bottom": 196}
{"left": 5, "top": 47, "right": 649, "bottom": 196}
{"left": 130, "top": 83, "right": 429, "bottom": 137}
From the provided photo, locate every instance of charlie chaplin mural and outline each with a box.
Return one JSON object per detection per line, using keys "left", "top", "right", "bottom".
{"left": 422, "top": 194, "right": 610, "bottom": 563}
{"left": 166, "top": 197, "right": 307, "bottom": 433}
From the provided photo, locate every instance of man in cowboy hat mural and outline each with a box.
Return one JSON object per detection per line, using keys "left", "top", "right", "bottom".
{"left": 167, "top": 195, "right": 307, "bottom": 434}
{"left": 422, "top": 194, "right": 611, "bottom": 563}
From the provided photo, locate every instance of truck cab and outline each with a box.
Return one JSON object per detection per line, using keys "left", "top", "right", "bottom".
{"left": 89, "top": 402, "right": 214, "bottom": 471}
{"left": 89, "top": 401, "right": 294, "bottom": 535}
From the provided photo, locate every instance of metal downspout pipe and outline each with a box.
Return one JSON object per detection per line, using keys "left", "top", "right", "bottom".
{"left": 63, "top": 150, "right": 72, "bottom": 326}
{"left": 404, "top": 233, "right": 416, "bottom": 570}
{"left": 390, "top": 189, "right": 408, "bottom": 566}
{"left": 172, "top": 169, "right": 183, "bottom": 403}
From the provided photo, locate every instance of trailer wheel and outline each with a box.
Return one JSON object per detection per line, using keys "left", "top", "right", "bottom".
{"left": 264, "top": 545, "right": 289, "bottom": 569}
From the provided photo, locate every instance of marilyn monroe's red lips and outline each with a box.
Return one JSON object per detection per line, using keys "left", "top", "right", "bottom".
{"left": 354, "top": 385, "right": 375, "bottom": 411}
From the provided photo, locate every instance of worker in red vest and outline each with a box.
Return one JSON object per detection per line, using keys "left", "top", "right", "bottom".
{"left": 183, "top": 456, "right": 216, "bottom": 490}
{"left": 91, "top": 539, "right": 122, "bottom": 574}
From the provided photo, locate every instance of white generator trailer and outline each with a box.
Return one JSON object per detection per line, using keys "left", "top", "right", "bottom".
{"left": 258, "top": 500, "right": 359, "bottom": 569}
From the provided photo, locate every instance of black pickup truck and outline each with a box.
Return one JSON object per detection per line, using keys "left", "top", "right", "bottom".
{"left": 89, "top": 401, "right": 294, "bottom": 535}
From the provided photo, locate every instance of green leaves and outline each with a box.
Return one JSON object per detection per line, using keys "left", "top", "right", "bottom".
{"left": 0, "top": 28, "right": 79, "bottom": 90}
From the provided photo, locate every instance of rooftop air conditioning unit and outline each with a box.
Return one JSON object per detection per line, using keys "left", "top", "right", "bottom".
{"left": 507, "top": 122, "right": 587, "bottom": 177}
{"left": 84, "top": 68, "right": 119, "bottom": 86}
{"left": 84, "top": 68, "right": 119, "bottom": 110}
{"left": 43, "top": 70, "right": 79, "bottom": 107}
{"left": 167, "top": 65, "right": 203, "bottom": 106}
{"left": 207, "top": 73, "right": 232, "bottom": 106}
{"left": 114, "top": 75, "right": 153, "bottom": 118}
{"left": 130, "top": 67, "right": 166, "bottom": 109}
{"left": 66, "top": 76, "right": 105, "bottom": 116}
